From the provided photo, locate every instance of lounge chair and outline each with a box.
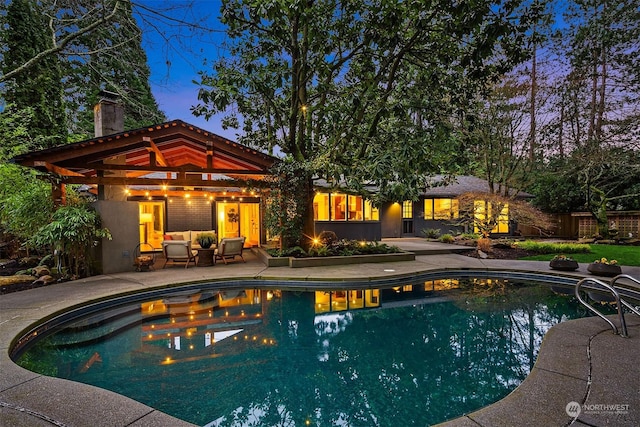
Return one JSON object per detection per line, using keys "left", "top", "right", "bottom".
{"left": 215, "top": 237, "right": 246, "bottom": 264}
{"left": 162, "top": 240, "right": 198, "bottom": 268}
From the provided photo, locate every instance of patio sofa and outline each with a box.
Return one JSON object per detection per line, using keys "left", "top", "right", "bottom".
{"left": 215, "top": 236, "right": 246, "bottom": 264}
{"left": 163, "top": 230, "right": 217, "bottom": 250}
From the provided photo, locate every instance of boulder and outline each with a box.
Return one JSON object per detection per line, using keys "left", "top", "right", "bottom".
{"left": 32, "top": 265, "right": 51, "bottom": 277}
{"left": 32, "top": 275, "right": 56, "bottom": 286}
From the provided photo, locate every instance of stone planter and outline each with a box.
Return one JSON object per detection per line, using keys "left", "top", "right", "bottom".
{"left": 587, "top": 262, "right": 622, "bottom": 277}
{"left": 549, "top": 259, "right": 579, "bottom": 271}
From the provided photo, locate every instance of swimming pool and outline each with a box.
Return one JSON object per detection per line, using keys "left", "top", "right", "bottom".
{"left": 14, "top": 276, "right": 597, "bottom": 426}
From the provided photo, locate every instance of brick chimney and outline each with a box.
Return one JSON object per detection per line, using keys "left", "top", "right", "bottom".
{"left": 94, "top": 90, "right": 124, "bottom": 137}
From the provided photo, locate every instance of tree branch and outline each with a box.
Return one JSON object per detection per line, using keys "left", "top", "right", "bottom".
{"left": 0, "top": 1, "right": 122, "bottom": 83}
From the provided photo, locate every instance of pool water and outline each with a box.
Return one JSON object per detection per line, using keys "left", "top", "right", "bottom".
{"left": 16, "top": 280, "right": 589, "bottom": 426}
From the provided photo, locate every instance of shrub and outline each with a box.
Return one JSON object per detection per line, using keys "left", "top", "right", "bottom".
{"left": 28, "top": 205, "right": 111, "bottom": 277}
{"left": 269, "top": 240, "right": 400, "bottom": 258}
{"left": 458, "top": 233, "right": 480, "bottom": 241}
{"left": 282, "top": 246, "right": 307, "bottom": 258}
{"left": 317, "top": 230, "right": 338, "bottom": 246}
{"left": 477, "top": 237, "right": 492, "bottom": 252}
{"left": 514, "top": 240, "right": 591, "bottom": 254}
{"left": 439, "top": 234, "right": 454, "bottom": 244}
{"left": 422, "top": 228, "right": 440, "bottom": 239}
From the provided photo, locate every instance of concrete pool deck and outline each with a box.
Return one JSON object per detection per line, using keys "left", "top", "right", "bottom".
{"left": 1, "top": 241, "right": 639, "bottom": 426}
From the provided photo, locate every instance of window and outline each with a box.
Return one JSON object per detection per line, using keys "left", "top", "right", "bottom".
{"left": 364, "top": 200, "right": 379, "bottom": 220}
{"left": 474, "top": 201, "right": 509, "bottom": 234}
{"left": 313, "top": 193, "right": 329, "bottom": 220}
{"left": 402, "top": 201, "right": 413, "bottom": 219}
{"left": 348, "top": 195, "right": 363, "bottom": 220}
{"left": 331, "top": 194, "right": 347, "bottom": 220}
{"left": 313, "top": 192, "right": 379, "bottom": 221}
{"left": 424, "top": 198, "right": 459, "bottom": 220}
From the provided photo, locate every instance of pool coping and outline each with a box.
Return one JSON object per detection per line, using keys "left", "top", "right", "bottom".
{"left": 1, "top": 252, "right": 639, "bottom": 426}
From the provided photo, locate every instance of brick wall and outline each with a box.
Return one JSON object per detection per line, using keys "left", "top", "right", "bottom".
{"left": 166, "top": 198, "right": 214, "bottom": 231}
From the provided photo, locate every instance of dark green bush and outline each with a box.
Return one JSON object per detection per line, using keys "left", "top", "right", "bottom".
{"left": 422, "top": 228, "right": 440, "bottom": 239}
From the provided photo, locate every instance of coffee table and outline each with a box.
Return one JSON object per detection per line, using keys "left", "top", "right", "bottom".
{"left": 196, "top": 248, "right": 216, "bottom": 266}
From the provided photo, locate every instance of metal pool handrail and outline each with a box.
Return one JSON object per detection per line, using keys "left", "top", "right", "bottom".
{"left": 611, "top": 274, "right": 640, "bottom": 318}
{"left": 574, "top": 276, "right": 628, "bottom": 337}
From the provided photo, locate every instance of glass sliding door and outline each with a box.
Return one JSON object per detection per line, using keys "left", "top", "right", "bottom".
{"left": 217, "top": 202, "right": 260, "bottom": 246}
{"left": 139, "top": 201, "right": 165, "bottom": 251}
{"left": 239, "top": 203, "right": 260, "bottom": 247}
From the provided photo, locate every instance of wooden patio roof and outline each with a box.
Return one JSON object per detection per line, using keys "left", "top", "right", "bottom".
{"left": 12, "top": 120, "right": 278, "bottom": 195}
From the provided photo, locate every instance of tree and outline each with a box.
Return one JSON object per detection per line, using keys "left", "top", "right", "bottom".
{"left": 195, "top": 0, "right": 532, "bottom": 248}
{"left": 461, "top": 78, "right": 536, "bottom": 196}
{"left": 456, "top": 192, "right": 552, "bottom": 238}
{"left": 28, "top": 204, "right": 112, "bottom": 277}
{"left": 1, "top": 0, "right": 67, "bottom": 148}
{"left": 62, "top": 0, "right": 166, "bottom": 137}
{"left": 1, "top": 0, "right": 166, "bottom": 141}
{"left": 551, "top": 0, "right": 640, "bottom": 149}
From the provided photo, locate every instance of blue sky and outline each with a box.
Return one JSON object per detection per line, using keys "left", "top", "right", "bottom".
{"left": 135, "top": 1, "right": 237, "bottom": 140}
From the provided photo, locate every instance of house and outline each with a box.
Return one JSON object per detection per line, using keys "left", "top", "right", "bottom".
{"left": 312, "top": 175, "right": 533, "bottom": 240}
{"left": 13, "top": 95, "right": 534, "bottom": 273}
{"left": 12, "top": 94, "right": 278, "bottom": 273}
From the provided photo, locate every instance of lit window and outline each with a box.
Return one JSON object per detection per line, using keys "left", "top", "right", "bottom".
{"left": 424, "top": 198, "right": 458, "bottom": 219}
{"left": 474, "top": 201, "right": 509, "bottom": 234}
{"left": 424, "top": 199, "right": 433, "bottom": 219}
{"left": 347, "top": 195, "right": 363, "bottom": 220}
{"left": 402, "top": 201, "right": 413, "bottom": 219}
{"left": 364, "top": 200, "right": 379, "bottom": 221}
{"left": 313, "top": 193, "right": 329, "bottom": 220}
{"left": 434, "top": 199, "right": 459, "bottom": 219}
{"left": 331, "top": 194, "right": 347, "bottom": 221}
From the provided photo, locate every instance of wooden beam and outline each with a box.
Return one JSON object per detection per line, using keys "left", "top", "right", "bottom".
{"left": 23, "top": 137, "right": 149, "bottom": 164}
{"left": 143, "top": 136, "right": 168, "bottom": 166}
{"left": 33, "top": 161, "right": 85, "bottom": 177}
{"left": 54, "top": 162, "right": 268, "bottom": 176}
{"left": 206, "top": 140, "right": 213, "bottom": 169}
{"left": 59, "top": 175, "right": 269, "bottom": 187}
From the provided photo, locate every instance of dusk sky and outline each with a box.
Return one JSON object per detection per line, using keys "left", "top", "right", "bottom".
{"left": 136, "top": 1, "right": 236, "bottom": 140}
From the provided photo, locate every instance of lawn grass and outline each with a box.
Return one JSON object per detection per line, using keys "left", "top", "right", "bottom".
{"left": 520, "top": 244, "right": 640, "bottom": 266}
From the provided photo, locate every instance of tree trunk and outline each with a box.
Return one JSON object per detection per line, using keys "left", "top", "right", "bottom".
{"left": 529, "top": 43, "right": 537, "bottom": 162}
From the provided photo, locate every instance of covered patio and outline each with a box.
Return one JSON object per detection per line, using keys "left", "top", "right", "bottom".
{"left": 13, "top": 97, "right": 278, "bottom": 273}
